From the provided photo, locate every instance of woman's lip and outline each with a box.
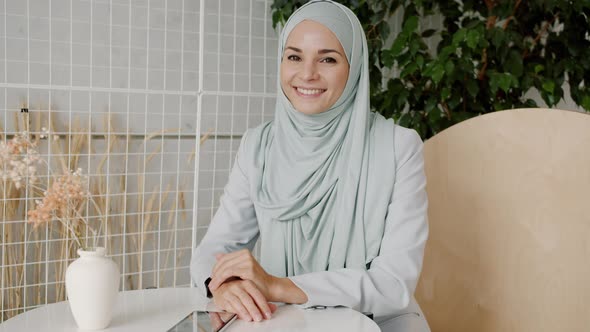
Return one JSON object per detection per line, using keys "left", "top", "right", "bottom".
{"left": 294, "top": 86, "right": 326, "bottom": 97}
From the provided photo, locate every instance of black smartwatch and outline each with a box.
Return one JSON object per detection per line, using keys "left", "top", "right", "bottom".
{"left": 204, "top": 277, "right": 213, "bottom": 298}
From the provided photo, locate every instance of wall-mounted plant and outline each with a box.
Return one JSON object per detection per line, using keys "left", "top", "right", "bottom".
{"left": 271, "top": 0, "right": 590, "bottom": 139}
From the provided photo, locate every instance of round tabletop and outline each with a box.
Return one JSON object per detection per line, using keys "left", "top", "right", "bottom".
{"left": 0, "top": 288, "right": 379, "bottom": 332}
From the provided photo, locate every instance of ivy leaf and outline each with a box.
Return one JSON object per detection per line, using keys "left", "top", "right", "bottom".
{"left": 438, "top": 45, "right": 455, "bottom": 60}
{"left": 390, "top": 34, "right": 407, "bottom": 57}
{"left": 425, "top": 97, "right": 437, "bottom": 113}
{"left": 398, "top": 113, "right": 411, "bottom": 127}
{"left": 396, "top": 90, "right": 410, "bottom": 108}
{"left": 497, "top": 74, "right": 513, "bottom": 92}
{"left": 272, "top": 10, "right": 283, "bottom": 28}
{"left": 427, "top": 106, "right": 442, "bottom": 124}
{"left": 432, "top": 64, "right": 445, "bottom": 83}
{"left": 466, "top": 29, "right": 480, "bottom": 49}
{"left": 582, "top": 95, "right": 590, "bottom": 110}
{"left": 444, "top": 61, "right": 455, "bottom": 75}
{"left": 416, "top": 54, "right": 424, "bottom": 68}
{"left": 504, "top": 50, "right": 524, "bottom": 77}
{"left": 448, "top": 94, "right": 461, "bottom": 109}
{"left": 523, "top": 99, "right": 538, "bottom": 108}
{"left": 542, "top": 91, "right": 556, "bottom": 106}
{"left": 379, "top": 21, "right": 390, "bottom": 40}
{"left": 452, "top": 28, "right": 467, "bottom": 46}
{"left": 542, "top": 80, "right": 555, "bottom": 94}
{"left": 466, "top": 80, "right": 479, "bottom": 97}
{"left": 409, "top": 39, "right": 421, "bottom": 55}
{"left": 422, "top": 61, "right": 436, "bottom": 76}
{"left": 490, "top": 72, "right": 515, "bottom": 93}
{"left": 453, "top": 111, "right": 475, "bottom": 123}
{"left": 403, "top": 16, "right": 419, "bottom": 33}
{"left": 381, "top": 49, "right": 395, "bottom": 68}
{"left": 441, "top": 87, "right": 451, "bottom": 100}
{"left": 490, "top": 28, "right": 505, "bottom": 48}
{"left": 422, "top": 29, "right": 436, "bottom": 38}
{"left": 400, "top": 63, "right": 418, "bottom": 78}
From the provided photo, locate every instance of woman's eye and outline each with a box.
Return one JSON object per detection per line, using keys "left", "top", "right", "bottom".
{"left": 321, "top": 57, "right": 337, "bottom": 63}
{"left": 287, "top": 55, "right": 301, "bottom": 61}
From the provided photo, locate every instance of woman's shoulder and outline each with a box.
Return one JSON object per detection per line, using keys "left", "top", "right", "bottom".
{"left": 372, "top": 113, "right": 423, "bottom": 167}
{"left": 372, "top": 113, "right": 423, "bottom": 148}
{"left": 240, "top": 121, "right": 273, "bottom": 149}
{"left": 235, "top": 121, "right": 274, "bottom": 170}
{"left": 394, "top": 124, "right": 423, "bottom": 149}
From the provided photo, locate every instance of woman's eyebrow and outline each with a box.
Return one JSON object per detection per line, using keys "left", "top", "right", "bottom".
{"left": 318, "top": 49, "right": 343, "bottom": 57}
{"left": 285, "top": 46, "right": 302, "bottom": 52}
{"left": 285, "top": 46, "right": 343, "bottom": 57}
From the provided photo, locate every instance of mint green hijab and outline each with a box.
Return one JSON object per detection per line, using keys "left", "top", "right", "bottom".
{"left": 243, "top": 0, "right": 396, "bottom": 276}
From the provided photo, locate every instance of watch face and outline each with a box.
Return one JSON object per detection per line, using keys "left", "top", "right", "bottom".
{"left": 167, "top": 311, "right": 237, "bottom": 332}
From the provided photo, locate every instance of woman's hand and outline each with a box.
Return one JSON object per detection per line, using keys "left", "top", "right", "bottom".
{"left": 212, "top": 279, "right": 277, "bottom": 322}
{"left": 209, "top": 249, "right": 308, "bottom": 304}
{"left": 209, "top": 249, "right": 276, "bottom": 299}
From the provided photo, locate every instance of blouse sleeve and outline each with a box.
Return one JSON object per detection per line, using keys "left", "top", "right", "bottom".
{"left": 190, "top": 133, "right": 260, "bottom": 296}
{"left": 288, "top": 126, "right": 429, "bottom": 318}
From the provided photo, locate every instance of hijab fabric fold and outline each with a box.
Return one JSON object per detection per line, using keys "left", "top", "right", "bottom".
{"left": 242, "top": 0, "right": 397, "bottom": 277}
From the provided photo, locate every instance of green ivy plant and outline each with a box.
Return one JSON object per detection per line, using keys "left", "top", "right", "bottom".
{"left": 271, "top": 0, "right": 590, "bottom": 139}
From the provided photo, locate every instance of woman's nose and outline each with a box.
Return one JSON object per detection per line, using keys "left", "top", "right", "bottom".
{"left": 300, "top": 61, "right": 319, "bottom": 81}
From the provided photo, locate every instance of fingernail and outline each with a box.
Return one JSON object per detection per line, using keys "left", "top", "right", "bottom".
{"left": 254, "top": 314, "right": 262, "bottom": 322}
{"left": 265, "top": 312, "right": 272, "bottom": 319}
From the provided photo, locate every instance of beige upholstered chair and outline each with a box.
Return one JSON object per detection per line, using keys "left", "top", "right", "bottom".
{"left": 415, "top": 108, "right": 590, "bottom": 332}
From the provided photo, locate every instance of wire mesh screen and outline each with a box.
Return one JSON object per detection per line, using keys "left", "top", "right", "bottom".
{"left": 195, "top": 0, "right": 276, "bottom": 246}
{"left": 0, "top": 0, "right": 277, "bottom": 322}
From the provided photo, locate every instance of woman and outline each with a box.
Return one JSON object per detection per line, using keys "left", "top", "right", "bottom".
{"left": 191, "top": 1, "right": 430, "bottom": 331}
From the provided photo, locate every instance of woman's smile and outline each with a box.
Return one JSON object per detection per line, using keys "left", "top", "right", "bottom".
{"left": 294, "top": 86, "right": 327, "bottom": 97}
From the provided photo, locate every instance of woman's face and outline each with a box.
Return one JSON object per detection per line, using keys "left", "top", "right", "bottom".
{"left": 280, "top": 20, "right": 350, "bottom": 115}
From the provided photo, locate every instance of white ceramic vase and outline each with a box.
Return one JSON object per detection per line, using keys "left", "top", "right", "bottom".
{"left": 65, "top": 247, "right": 120, "bottom": 330}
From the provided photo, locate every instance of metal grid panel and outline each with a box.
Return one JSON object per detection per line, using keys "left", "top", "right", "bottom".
{"left": 0, "top": 0, "right": 278, "bottom": 322}
{"left": 0, "top": 0, "right": 219, "bottom": 321}
{"left": 194, "top": 0, "right": 276, "bottom": 251}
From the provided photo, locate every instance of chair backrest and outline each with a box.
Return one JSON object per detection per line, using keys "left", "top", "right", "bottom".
{"left": 415, "top": 108, "right": 590, "bottom": 332}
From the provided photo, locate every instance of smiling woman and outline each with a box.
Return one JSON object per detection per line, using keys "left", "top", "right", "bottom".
{"left": 191, "top": 1, "right": 431, "bottom": 331}
{"left": 280, "top": 20, "right": 350, "bottom": 115}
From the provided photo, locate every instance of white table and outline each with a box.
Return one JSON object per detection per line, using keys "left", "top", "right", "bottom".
{"left": 0, "top": 288, "right": 379, "bottom": 332}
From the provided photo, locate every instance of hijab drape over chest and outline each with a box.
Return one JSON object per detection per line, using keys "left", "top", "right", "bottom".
{"left": 241, "top": 0, "right": 397, "bottom": 276}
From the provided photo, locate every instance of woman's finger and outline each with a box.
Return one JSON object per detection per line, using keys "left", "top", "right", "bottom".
{"left": 225, "top": 293, "right": 252, "bottom": 321}
{"left": 213, "top": 249, "right": 246, "bottom": 267}
{"left": 211, "top": 254, "right": 260, "bottom": 290}
{"left": 212, "top": 250, "right": 250, "bottom": 277}
{"left": 269, "top": 302, "right": 278, "bottom": 313}
{"left": 235, "top": 286, "right": 264, "bottom": 322}
{"left": 209, "top": 266, "right": 246, "bottom": 291}
{"left": 243, "top": 280, "right": 273, "bottom": 320}
{"left": 208, "top": 312, "right": 224, "bottom": 330}
{"left": 211, "top": 254, "right": 258, "bottom": 290}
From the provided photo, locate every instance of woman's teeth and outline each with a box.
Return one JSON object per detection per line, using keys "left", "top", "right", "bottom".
{"left": 297, "top": 87, "right": 325, "bottom": 95}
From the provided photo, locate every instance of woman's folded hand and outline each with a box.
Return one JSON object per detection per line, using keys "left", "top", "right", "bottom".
{"left": 211, "top": 279, "right": 277, "bottom": 322}
{"left": 209, "top": 249, "right": 277, "bottom": 299}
